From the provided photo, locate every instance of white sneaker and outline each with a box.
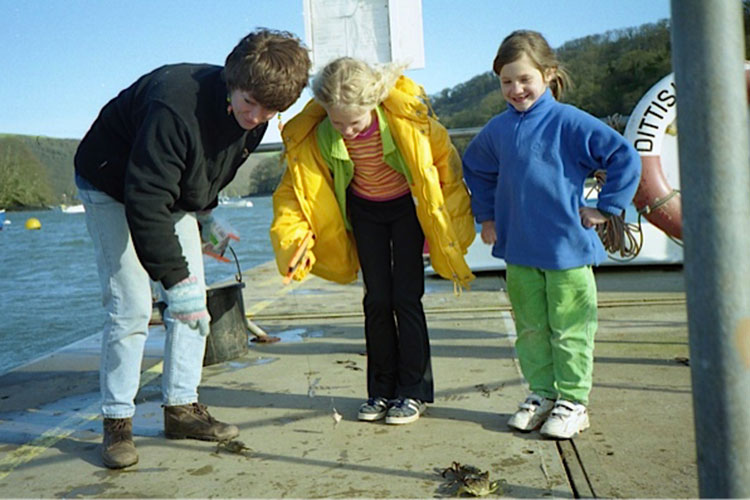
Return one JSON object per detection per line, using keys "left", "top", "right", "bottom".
{"left": 507, "top": 394, "right": 555, "bottom": 432}
{"left": 385, "top": 397, "right": 426, "bottom": 425}
{"left": 540, "top": 400, "right": 590, "bottom": 439}
{"left": 357, "top": 397, "right": 390, "bottom": 421}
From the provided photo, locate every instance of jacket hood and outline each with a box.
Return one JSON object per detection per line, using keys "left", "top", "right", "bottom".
{"left": 281, "top": 75, "right": 429, "bottom": 151}
{"left": 381, "top": 76, "right": 429, "bottom": 122}
{"left": 281, "top": 98, "right": 327, "bottom": 151}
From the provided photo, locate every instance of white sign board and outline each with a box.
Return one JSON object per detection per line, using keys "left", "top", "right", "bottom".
{"left": 303, "top": 0, "right": 425, "bottom": 72}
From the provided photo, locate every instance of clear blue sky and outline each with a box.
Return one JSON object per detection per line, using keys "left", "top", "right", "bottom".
{"left": 0, "top": 0, "right": 670, "bottom": 143}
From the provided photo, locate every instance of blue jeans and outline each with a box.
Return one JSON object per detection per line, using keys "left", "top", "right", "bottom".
{"left": 77, "top": 177, "right": 207, "bottom": 418}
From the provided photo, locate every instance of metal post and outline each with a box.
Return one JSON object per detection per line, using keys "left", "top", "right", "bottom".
{"left": 670, "top": 0, "right": 750, "bottom": 496}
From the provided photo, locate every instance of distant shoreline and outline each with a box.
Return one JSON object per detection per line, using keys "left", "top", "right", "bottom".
{"left": 2, "top": 193, "right": 275, "bottom": 213}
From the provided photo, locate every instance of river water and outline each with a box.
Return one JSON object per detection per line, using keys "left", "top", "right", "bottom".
{"left": 0, "top": 197, "right": 275, "bottom": 375}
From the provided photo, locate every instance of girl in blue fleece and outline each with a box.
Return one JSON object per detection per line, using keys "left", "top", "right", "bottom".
{"left": 462, "top": 30, "right": 641, "bottom": 439}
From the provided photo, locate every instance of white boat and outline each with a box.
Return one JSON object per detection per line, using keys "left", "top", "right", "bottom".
{"left": 218, "top": 196, "right": 254, "bottom": 208}
{"left": 441, "top": 165, "right": 683, "bottom": 274}
{"left": 435, "top": 132, "right": 684, "bottom": 273}
{"left": 61, "top": 204, "right": 85, "bottom": 214}
{"left": 448, "top": 206, "right": 683, "bottom": 274}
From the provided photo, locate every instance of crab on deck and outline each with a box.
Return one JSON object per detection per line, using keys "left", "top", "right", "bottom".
{"left": 213, "top": 439, "right": 252, "bottom": 456}
{"left": 441, "top": 461, "right": 502, "bottom": 497}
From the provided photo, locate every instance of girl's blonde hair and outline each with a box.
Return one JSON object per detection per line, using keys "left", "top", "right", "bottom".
{"left": 492, "top": 30, "right": 572, "bottom": 100}
{"left": 312, "top": 57, "right": 406, "bottom": 113}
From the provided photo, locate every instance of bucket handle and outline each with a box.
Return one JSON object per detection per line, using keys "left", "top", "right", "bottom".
{"left": 227, "top": 245, "right": 242, "bottom": 283}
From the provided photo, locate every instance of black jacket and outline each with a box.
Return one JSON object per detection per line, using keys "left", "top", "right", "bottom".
{"left": 75, "top": 63, "right": 266, "bottom": 288}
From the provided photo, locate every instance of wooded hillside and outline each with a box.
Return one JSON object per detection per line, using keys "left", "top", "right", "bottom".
{"left": 0, "top": 134, "right": 281, "bottom": 209}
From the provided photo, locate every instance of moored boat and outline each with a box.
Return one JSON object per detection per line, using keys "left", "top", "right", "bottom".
{"left": 60, "top": 204, "right": 85, "bottom": 214}
{"left": 218, "top": 195, "right": 254, "bottom": 208}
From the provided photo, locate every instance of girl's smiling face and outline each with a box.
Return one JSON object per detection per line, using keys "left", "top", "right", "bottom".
{"left": 498, "top": 53, "right": 552, "bottom": 112}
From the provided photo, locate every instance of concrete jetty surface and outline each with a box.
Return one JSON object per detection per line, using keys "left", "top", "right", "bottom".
{"left": 0, "top": 262, "right": 696, "bottom": 498}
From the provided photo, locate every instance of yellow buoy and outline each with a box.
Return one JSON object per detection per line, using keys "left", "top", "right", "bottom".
{"left": 25, "top": 217, "right": 41, "bottom": 230}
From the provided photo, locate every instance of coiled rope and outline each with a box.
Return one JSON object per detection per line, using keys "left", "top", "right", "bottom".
{"left": 587, "top": 170, "right": 644, "bottom": 261}
{"left": 636, "top": 189, "right": 684, "bottom": 247}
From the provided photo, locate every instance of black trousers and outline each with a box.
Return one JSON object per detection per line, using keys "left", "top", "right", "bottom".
{"left": 348, "top": 192, "right": 434, "bottom": 403}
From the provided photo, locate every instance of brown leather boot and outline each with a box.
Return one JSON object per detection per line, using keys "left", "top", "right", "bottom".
{"left": 102, "top": 417, "right": 138, "bottom": 469}
{"left": 163, "top": 403, "right": 239, "bottom": 441}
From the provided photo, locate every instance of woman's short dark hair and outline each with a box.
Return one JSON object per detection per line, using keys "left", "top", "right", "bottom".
{"left": 224, "top": 28, "right": 311, "bottom": 111}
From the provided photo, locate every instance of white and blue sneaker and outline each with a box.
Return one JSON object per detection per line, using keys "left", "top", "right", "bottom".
{"left": 357, "top": 397, "right": 390, "bottom": 421}
{"left": 385, "top": 397, "right": 426, "bottom": 425}
{"left": 507, "top": 393, "right": 555, "bottom": 432}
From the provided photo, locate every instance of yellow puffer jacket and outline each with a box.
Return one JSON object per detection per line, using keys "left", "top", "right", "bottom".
{"left": 270, "top": 76, "right": 475, "bottom": 288}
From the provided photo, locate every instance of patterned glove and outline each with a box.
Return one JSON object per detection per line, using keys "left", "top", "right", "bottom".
{"left": 196, "top": 211, "right": 239, "bottom": 262}
{"left": 163, "top": 276, "right": 211, "bottom": 336}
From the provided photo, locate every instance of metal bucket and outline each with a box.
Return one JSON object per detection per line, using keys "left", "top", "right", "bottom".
{"left": 203, "top": 248, "right": 250, "bottom": 366}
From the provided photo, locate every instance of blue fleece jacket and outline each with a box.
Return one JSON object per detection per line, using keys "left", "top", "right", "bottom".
{"left": 462, "top": 89, "right": 641, "bottom": 270}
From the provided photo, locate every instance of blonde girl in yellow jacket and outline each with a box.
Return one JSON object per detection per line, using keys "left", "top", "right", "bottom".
{"left": 270, "top": 57, "right": 474, "bottom": 425}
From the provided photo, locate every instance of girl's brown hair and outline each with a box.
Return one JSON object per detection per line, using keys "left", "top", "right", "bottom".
{"left": 492, "top": 30, "right": 571, "bottom": 100}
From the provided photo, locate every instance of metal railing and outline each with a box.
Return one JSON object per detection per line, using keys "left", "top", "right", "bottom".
{"left": 253, "top": 127, "right": 481, "bottom": 155}
{"left": 252, "top": 116, "right": 630, "bottom": 155}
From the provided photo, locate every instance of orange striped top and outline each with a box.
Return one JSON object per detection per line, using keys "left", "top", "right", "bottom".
{"left": 345, "top": 116, "right": 410, "bottom": 201}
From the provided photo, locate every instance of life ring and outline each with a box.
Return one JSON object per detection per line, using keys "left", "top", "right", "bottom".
{"left": 624, "top": 73, "right": 682, "bottom": 239}
{"left": 624, "top": 63, "right": 750, "bottom": 241}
